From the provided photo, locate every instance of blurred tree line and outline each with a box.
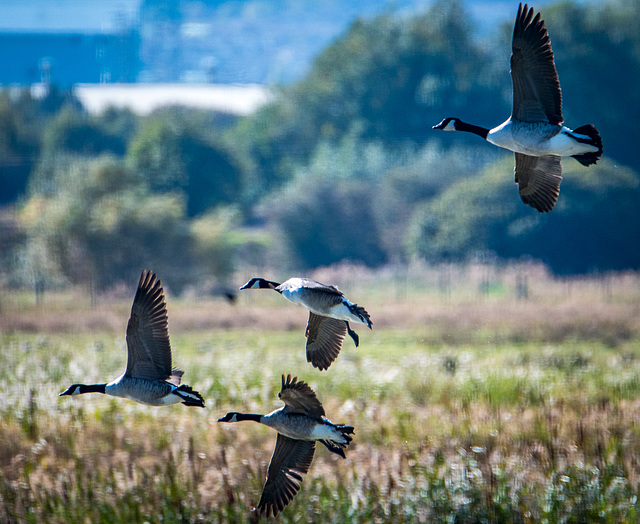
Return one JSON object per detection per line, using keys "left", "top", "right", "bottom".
{"left": 1, "top": 0, "right": 639, "bottom": 295}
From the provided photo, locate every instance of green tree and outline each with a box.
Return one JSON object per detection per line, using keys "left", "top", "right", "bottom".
{"left": 94, "top": 106, "right": 140, "bottom": 145}
{"left": 0, "top": 94, "right": 38, "bottom": 203}
{"left": 375, "top": 142, "right": 496, "bottom": 261}
{"left": 406, "top": 156, "right": 640, "bottom": 273}
{"left": 128, "top": 109, "right": 242, "bottom": 216}
{"left": 20, "top": 156, "right": 192, "bottom": 291}
{"left": 41, "top": 105, "right": 128, "bottom": 157}
{"left": 261, "top": 133, "right": 389, "bottom": 268}
{"left": 227, "top": 0, "right": 503, "bottom": 201}
{"left": 20, "top": 154, "right": 253, "bottom": 293}
{"left": 0, "top": 86, "right": 81, "bottom": 203}
{"left": 190, "top": 205, "right": 261, "bottom": 282}
{"left": 265, "top": 174, "right": 384, "bottom": 269}
{"left": 540, "top": 1, "right": 640, "bottom": 173}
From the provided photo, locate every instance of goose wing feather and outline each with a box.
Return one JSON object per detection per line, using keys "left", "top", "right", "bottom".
{"left": 277, "top": 278, "right": 346, "bottom": 311}
{"left": 279, "top": 277, "right": 343, "bottom": 297}
{"left": 256, "top": 434, "right": 315, "bottom": 517}
{"left": 279, "top": 374, "right": 325, "bottom": 418}
{"left": 297, "top": 278, "right": 344, "bottom": 296}
{"left": 305, "top": 313, "right": 347, "bottom": 371}
{"left": 515, "top": 152, "right": 562, "bottom": 213}
{"left": 511, "top": 3, "right": 562, "bottom": 124}
{"left": 125, "top": 270, "right": 175, "bottom": 381}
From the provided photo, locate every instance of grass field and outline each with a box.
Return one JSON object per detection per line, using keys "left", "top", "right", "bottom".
{"left": 1, "top": 262, "right": 640, "bottom": 522}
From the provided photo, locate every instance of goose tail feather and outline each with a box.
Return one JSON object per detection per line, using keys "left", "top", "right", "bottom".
{"left": 571, "top": 124, "right": 602, "bottom": 166}
{"left": 174, "top": 384, "right": 205, "bottom": 407}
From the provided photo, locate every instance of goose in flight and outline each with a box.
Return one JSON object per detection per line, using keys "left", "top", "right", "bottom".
{"left": 60, "top": 270, "right": 204, "bottom": 407}
{"left": 218, "top": 374, "right": 354, "bottom": 517}
{"left": 433, "top": 3, "right": 602, "bottom": 212}
{"left": 240, "top": 277, "right": 372, "bottom": 370}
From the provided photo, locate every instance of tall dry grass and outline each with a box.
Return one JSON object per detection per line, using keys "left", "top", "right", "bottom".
{"left": 3, "top": 261, "right": 639, "bottom": 342}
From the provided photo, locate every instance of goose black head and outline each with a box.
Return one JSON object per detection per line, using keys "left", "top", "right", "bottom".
{"left": 217, "top": 412, "right": 240, "bottom": 423}
{"left": 239, "top": 278, "right": 260, "bottom": 290}
{"left": 432, "top": 117, "right": 460, "bottom": 131}
{"left": 239, "top": 278, "right": 279, "bottom": 290}
{"left": 59, "top": 384, "right": 83, "bottom": 396}
{"left": 59, "top": 383, "right": 106, "bottom": 396}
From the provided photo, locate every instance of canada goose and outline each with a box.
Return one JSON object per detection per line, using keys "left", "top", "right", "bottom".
{"left": 218, "top": 374, "right": 354, "bottom": 517}
{"left": 60, "top": 270, "right": 204, "bottom": 408}
{"left": 433, "top": 3, "right": 602, "bottom": 213}
{"left": 240, "top": 277, "right": 372, "bottom": 370}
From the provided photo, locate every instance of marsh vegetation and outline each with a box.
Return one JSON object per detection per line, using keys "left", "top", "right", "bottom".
{"left": 1, "top": 263, "right": 639, "bottom": 522}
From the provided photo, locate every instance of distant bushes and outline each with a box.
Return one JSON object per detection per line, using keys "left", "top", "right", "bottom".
{"left": 18, "top": 155, "right": 248, "bottom": 292}
{"left": 407, "top": 156, "right": 640, "bottom": 273}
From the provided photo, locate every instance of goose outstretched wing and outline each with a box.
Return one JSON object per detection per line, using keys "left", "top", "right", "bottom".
{"left": 125, "top": 270, "right": 176, "bottom": 382}
{"left": 305, "top": 313, "right": 347, "bottom": 371}
{"left": 256, "top": 434, "right": 315, "bottom": 517}
{"left": 515, "top": 152, "right": 562, "bottom": 212}
{"left": 279, "top": 374, "right": 325, "bottom": 418}
{"left": 511, "top": 3, "right": 562, "bottom": 125}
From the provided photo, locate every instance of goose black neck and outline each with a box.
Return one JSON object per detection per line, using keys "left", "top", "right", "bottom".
{"left": 262, "top": 279, "right": 281, "bottom": 290}
{"left": 456, "top": 121, "right": 490, "bottom": 139}
{"left": 236, "top": 413, "right": 263, "bottom": 422}
{"left": 80, "top": 384, "right": 107, "bottom": 394}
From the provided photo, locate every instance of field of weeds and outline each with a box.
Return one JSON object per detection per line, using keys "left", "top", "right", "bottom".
{"left": 1, "top": 262, "right": 640, "bottom": 523}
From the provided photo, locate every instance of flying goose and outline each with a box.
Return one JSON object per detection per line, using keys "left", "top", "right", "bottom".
{"left": 433, "top": 3, "right": 602, "bottom": 213}
{"left": 240, "top": 277, "right": 372, "bottom": 370}
{"left": 218, "top": 374, "right": 354, "bottom": 517}
{"left": 60, "top": 270, "right": 204, "bottom": 407}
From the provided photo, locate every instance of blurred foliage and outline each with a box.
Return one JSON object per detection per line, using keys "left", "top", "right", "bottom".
{"left": 1, "top": 0, "right": 640, "bottom": 292}
{"left": 407, "top": 156, "right": 640, "bottom": 273}
{"left": 20, "top": 156, "right": 183, "bottom": 290}
{"left": 374, "top": 142, "right": 497, "bottom": 260}
{"left": 19, "top": 156, "right": 248, "bottom": 292}
{"left": 226, "top": 0, "right": 503, "bottom": 195}
{"left": 265, "top": 172, "right": 384, "bottom": 268}
{"left": 127, "top": 109, "right": 242, "bottom": 217}
{"left": 0, "top": 98, "right": 35, "bottom": 204}
{"left": 542, "top": 0, "right": 640, "bottom": 170}
{"left": 42, "top": 105, "right": 129, "bottom": 157}
{"left": 260, "top": 130, "right": 393, "bottom": 268}
{"left": 0, "top": 87, "right": 73, "bottom": 204}
{"left": 190, "top": 206, "right": 252, "bottom": 281}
